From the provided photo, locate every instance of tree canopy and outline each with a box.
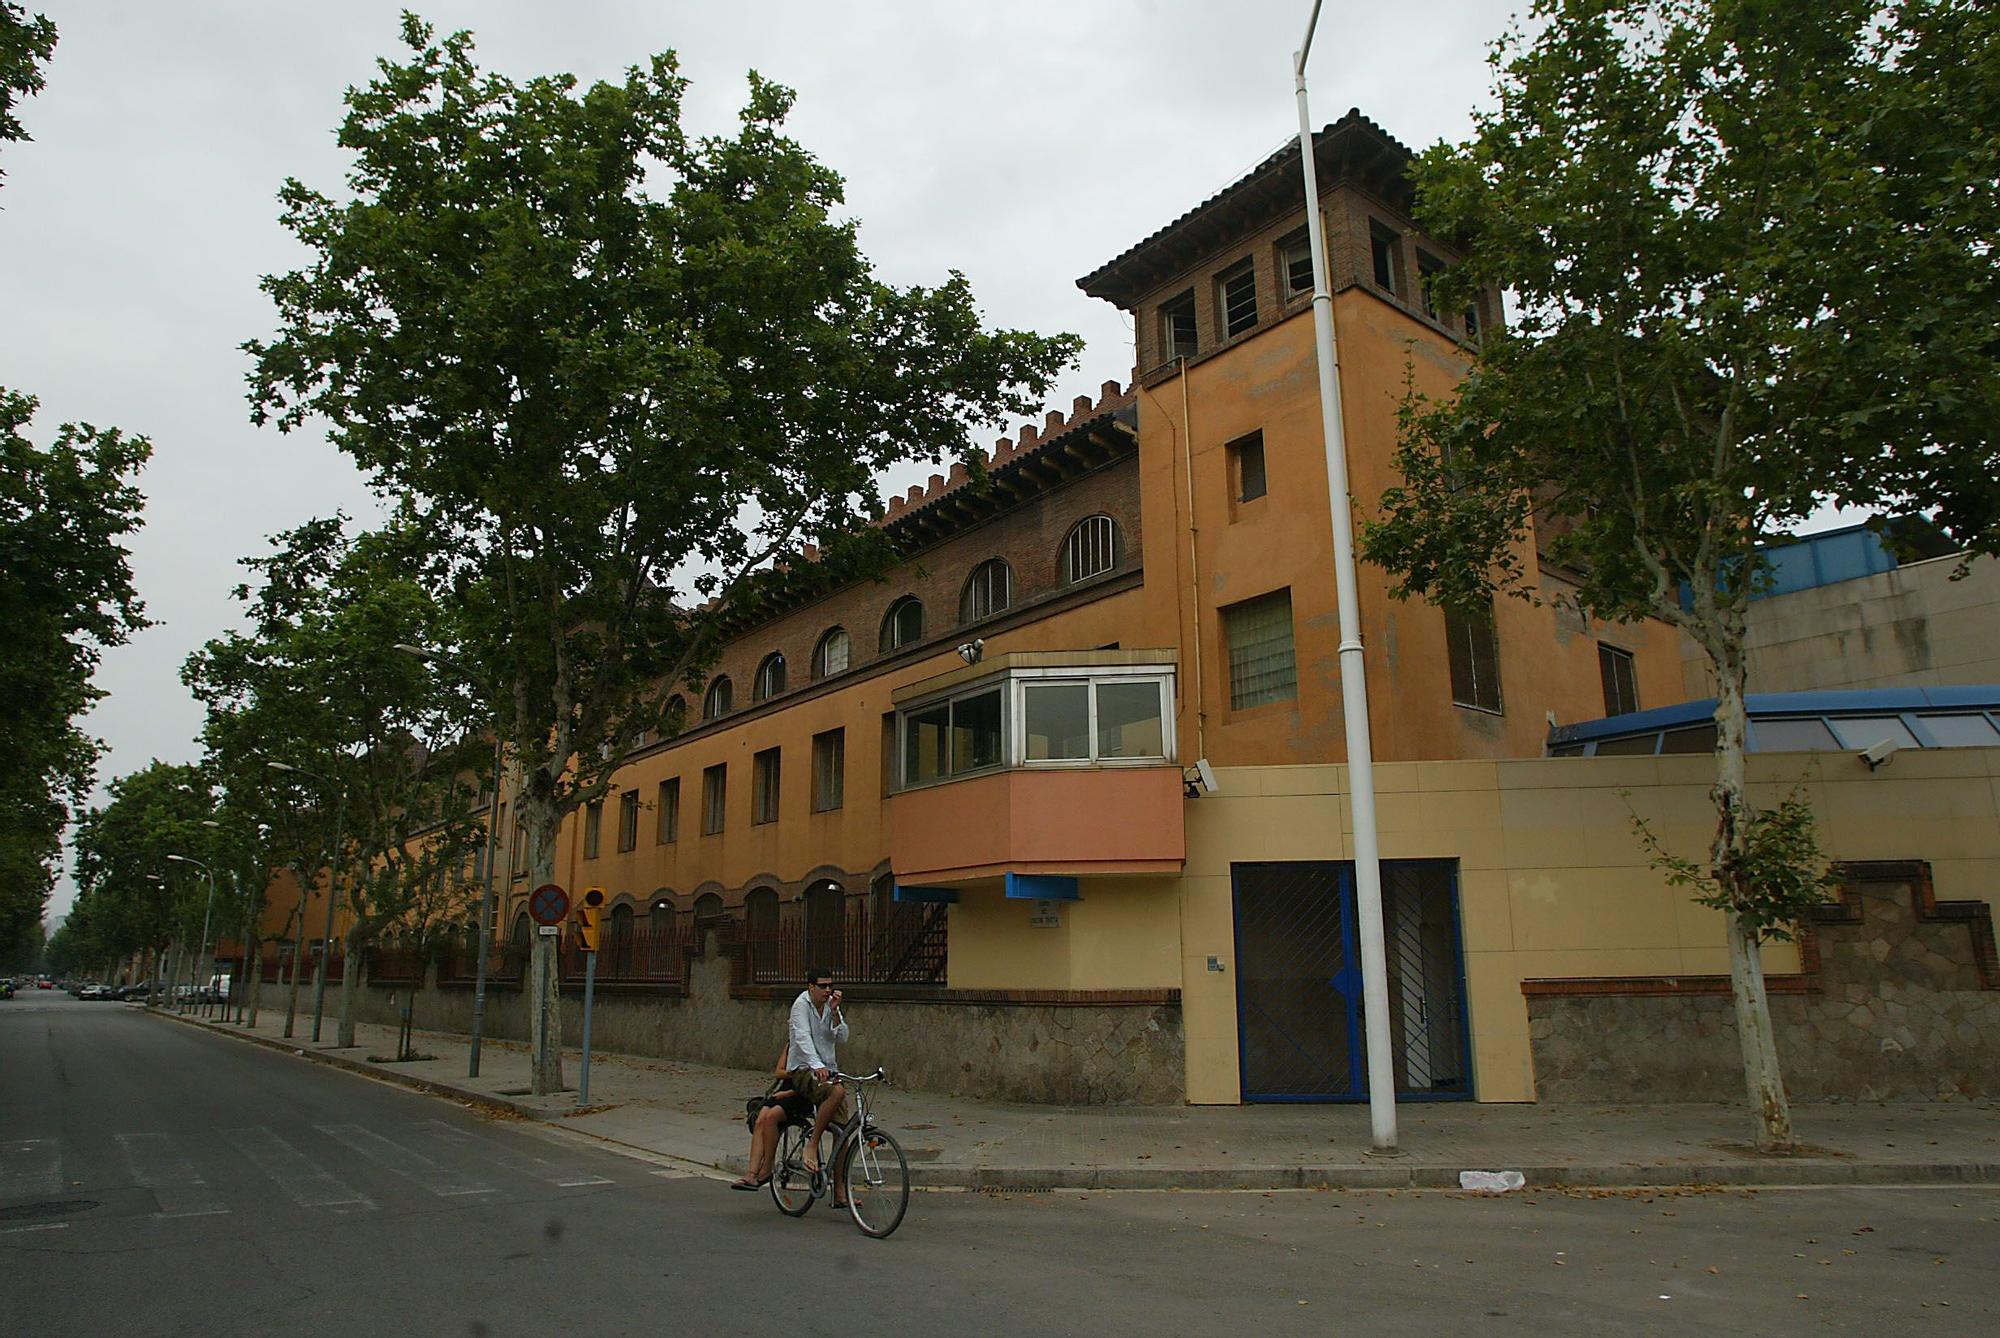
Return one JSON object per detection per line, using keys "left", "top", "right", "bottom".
{"left": 1358, "top": 0, "right": 1999, "bottom": 1150}
{"left": 0, "top": 390, "right": 150, "bottom": 968}
{"left": 246, "top": 15, "right": 1078, "bottom": 1088}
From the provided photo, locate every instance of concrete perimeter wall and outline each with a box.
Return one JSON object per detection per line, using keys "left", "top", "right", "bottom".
{"left": 258, "top": 929, "right": 1184, "bottom": 1105}
{"left": 1179, "top": 751, "right": 2000, "bottom": 1104}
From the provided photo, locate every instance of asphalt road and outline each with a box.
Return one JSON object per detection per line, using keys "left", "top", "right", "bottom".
{"left": 2, "top": 992, "right": 1995, "bottom": 1336}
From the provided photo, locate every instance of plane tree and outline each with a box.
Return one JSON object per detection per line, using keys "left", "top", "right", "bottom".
{"left": 1359, "top": 0, "right": 2000, "bottom": 1149}
{"left": 245, "top": 17, "right": 1079, "bottom": 1090}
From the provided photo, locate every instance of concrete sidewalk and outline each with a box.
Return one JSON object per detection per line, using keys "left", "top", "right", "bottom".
{"left": 148, "top": 1003, "right": 2000, "bottom": 1191}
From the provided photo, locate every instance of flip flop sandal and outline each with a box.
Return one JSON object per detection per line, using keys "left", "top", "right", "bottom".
{"left": 729, "top": 1176, "right": 766, "bottom": 1191}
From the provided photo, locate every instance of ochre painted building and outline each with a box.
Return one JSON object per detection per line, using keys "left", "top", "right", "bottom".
{"left": 261, "top": 113, "right": 2000, "bottom": 1106}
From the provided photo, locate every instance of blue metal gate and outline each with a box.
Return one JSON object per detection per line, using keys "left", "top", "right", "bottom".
{"left": 1231, "top": 859, "right": 1472, "bottom": 1102}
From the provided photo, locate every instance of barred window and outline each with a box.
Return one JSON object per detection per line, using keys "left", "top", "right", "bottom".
{"left": 1280, "top": 231, "right": 1313, "bottom": 295}
{"left": 1446, "top": 600, "right": 1503, "bottom": 713}
{"left": 812, "top": 627, "right": 850, "bottom": 679}
{"left": 880, "top": 597, "right": 925, "bottom": 653}
{"left": 1160, "top": 289, "right": 1197, "bottom": 360}
{"left": 960, "top": 558, "right": 1012, "bottom": 623}
{"left": 1219, "top": 260, "right": 1258, "bottom": 337}
{"left": 703, "top": 676, "right": 733, "bottom": 720}
{"left": 1062, "top": 514, "right": 1118, "bottom": 584}
{"left": 1223, "top": 589, "right": 1298, "bottom": 709}
{"left": 754, "top": 652, "right": 786, "bottom": 701}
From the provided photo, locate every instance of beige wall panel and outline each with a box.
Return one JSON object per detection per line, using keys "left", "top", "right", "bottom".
{"left": 1463, "top": 952, "right": 1534, "bottom": 1102}
{"left": 1506, "top": 867, "right": 1683, "bottom": 953}
{"left": 1066, "top": 879, "right": 1184, "bottom": 989}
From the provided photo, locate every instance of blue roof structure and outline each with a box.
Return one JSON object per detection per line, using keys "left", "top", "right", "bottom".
{"left": 1547, "top": 687, "right": 2000, "bottom": 756}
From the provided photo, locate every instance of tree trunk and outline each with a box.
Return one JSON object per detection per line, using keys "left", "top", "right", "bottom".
{"left": 337, "top": 930, "right": 363, "bottom": 1048}
{"left": 283, "top": 939, "right": 305, "bottom": 1038}
{"left": 519, "top": 786, "right": 565, "bottom": 1096}
{"left": 244, "top": 937, "right": 263, "bottom": 1029}
{"left": 1711, "top": 648, "right": 1797, "bottom": 1153}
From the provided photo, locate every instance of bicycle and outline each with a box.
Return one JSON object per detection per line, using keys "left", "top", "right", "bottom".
{"left": 770, "top": 1067, "right": 910, "bottom": 1239}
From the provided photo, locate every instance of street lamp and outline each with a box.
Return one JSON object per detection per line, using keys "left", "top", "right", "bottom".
{"left": 166, "top": 853, "right": 218, "bottom": 1015}
{"left": 268, "top": 760, "right": 346, "bottom": 1044}
{"left": 395, "top": 641, "right": 505, "bottom": 1078}
{"left": 1293, "top": 0, "right": 1398, "bottom": 1151}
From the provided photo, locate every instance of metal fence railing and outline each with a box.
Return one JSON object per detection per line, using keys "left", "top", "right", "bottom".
{"left": 743, "top": 896, "right": 947, "bottom": 988}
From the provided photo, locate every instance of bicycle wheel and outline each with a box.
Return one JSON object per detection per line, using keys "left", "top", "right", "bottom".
{"left": 770, "top": 1124, "right": 817, "bottom": 1217}
{"left": 840, "top": 1125, "right": 910, "bottom": 1239}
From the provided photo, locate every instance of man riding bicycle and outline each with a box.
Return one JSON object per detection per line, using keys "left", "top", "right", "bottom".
{"left": 786, "top": 967, "right": 851, "bottom": 1183}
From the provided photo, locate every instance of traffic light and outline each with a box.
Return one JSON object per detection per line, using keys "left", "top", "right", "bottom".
{"left": 577, "top": 887, "right": 606, "bottom": 953}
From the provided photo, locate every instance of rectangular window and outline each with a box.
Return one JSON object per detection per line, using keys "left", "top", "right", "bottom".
{"left": 1095, "top": 680, "right": 1165, "bottom": 759}
{"left": 656, "top": 777, "right": 679, "bottom": 844}
{"left": 1228, "top": 430, "right": 1267, "bottom": 503}
{"left": 1218, "top": 260, "right": 1258, "bottom": 338}
{"left": 1417, "top": 250, "right": 1445, "bottom": 320}
{"left": 1463, "top": 299, "right": 1482, "bottom": 339}
{"left": 752, "top": 748, "right": 780, "bottom": 825}
{"left": 1223, "top": 590, "right": 1298, "bottom": 709}
{"left": 1280, "top": 231, "right": 1313, "bottom": 295}
{"left": 617, "top": 788, "right": 639, "bottom": 852}
{"left": 902, "top": 687, "right": 1004, "bottom": 786}
{"left": 1445, "top": 600, "right": 1503, "bottom": 713}
{"left": 510, "top": 819, "right": 525, "bottom": 876}
{"left": 1024, "top": 681, "right": 1091, "bottom": 760}
{"left": 1160, "top": 289, "right": 1197, "bottom": 361}
{"left": 583, "top": 800, "right": 603, "bottom": 859}
{"left": 812, "top": 729, "right": 845, "bottom": 812}
{"left": 1370, "top": 225, "right": 1401, "bottom": 294}
{"left": 701, "top": 763, "right": 726, "bottom": 836}
{"left": 1598, "top": 644, "right": 1639, "bottom": 717}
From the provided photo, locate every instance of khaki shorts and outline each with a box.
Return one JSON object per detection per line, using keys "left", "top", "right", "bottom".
{"left": 787, "top": 1067, "right": 855, "bottom": 1125}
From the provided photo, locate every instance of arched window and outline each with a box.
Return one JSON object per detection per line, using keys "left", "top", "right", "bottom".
{"left": 812, "top": 627, "right": 851, "bottom": 680}
{"left": 661, "top": 695, "right": 687, "bottom": 737}
{"left": 805, "top": 880, "right": 846, "bottom": 976}
{"left": 648, "top": 895, "right": 675, "bottom": 932}
{"left": 693, "top": 891, "right": 725, "bottom": 921}
{"left": 702, "top": 676, "right": 733, "bottom": 720}
{"left": 960, "top": 558, "right": 1013, "bottom": 623}
{"left": 609, "top": 902, "right": 634, "bottom": 938}
{"left": 745, "top": 886, "right": 781, "bottom": 983}
{"left": 879, "top": 597, "right": 925, "bottom": 653}
{"left": 1062, "top": 515, "right": 1119, "bottom": 584}
{"left": 754, "top": 652, "right": 786, "bottom": 701}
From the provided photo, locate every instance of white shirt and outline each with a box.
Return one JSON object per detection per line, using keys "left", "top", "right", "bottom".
{"left": 787, "top": 990, "right": 849, "bottom": 1073}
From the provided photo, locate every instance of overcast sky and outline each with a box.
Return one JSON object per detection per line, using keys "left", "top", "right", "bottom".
{"left": 6, "top": 0, "right": 1527, "bottom": 920}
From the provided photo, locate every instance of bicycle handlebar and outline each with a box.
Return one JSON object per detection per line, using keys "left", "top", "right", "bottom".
{"left": 833, "top": 1067, "right": 889, "bottom": 1085}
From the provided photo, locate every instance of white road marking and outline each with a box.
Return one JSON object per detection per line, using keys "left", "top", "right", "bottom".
{"left": 0, "top": 1139, "right": 61, "bottom": 1202}
{"left": 317, "top": 1124, "right": 494, "bottom": 1197}
{"left": 116, "top": 1133, "right": 227, "bottom": 1218}
{"left": 228, "top": 1126, "right": 374, "bottom": 1212}
{"left": 0, "top": 1222, "right": 68, "bottom": 1234}
{"left": 413, "top": 1120, "right": 612, "bottom": 1188}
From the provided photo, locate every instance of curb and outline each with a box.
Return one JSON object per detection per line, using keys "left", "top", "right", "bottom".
{"left": 146, "top": 1009, "right": 2000, "bottom": 1194}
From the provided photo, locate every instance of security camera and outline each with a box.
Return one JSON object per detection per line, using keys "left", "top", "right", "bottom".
{"left": 1183, "top": 757, "right": 1220, "bottom": 797}
{"left": 1858, "top": 737, "right": 1899, "bottom": 771}
{"left": 956, "top": 638, "right": 985, "bottom": 665}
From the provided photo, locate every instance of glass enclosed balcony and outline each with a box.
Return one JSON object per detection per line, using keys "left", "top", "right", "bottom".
{"left": 885, "top": 652, "right": 1187, "bottom": 887}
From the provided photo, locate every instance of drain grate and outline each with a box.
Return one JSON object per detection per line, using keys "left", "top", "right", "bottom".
{"left": 0, "top": 1199, "right": 98, "bottom": 1222}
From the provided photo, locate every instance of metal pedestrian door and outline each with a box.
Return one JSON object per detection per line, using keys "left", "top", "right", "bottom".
{"left": 1231, "top": 859, "right": 1472, "bottom": 1102}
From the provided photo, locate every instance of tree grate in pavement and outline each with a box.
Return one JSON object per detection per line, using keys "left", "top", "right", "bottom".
{"left": 0, "top": 1199, "right": 98, "bottom": 1222}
